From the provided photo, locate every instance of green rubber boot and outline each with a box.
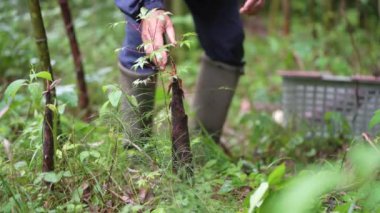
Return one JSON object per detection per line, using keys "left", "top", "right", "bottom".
{"left": 192, "top": 55, "right": 243, "bottom": 143}
{"left": 119, "top": 63, "right": 157, "bottom": 145}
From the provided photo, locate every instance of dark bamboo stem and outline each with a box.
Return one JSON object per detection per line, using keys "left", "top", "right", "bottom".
{"left": 167, "top": 58, "right": 193, "bottom": 179}
{"left": 323, "top": 0, "right": 334, "bottom": 29}
{"left": 310, "top": 0, "right": 318, "bottom": 39}
{"left": 282, "top": 0, "right": 291, "bottom": 35}
{"left": 339, "top": 0, "right": 346, "bottom": 19}
{"left": 268, "top": 0, "right": 281, "bottom": 34}
{"left": 28, "top": 0, "right": 56, "bottom": 173}
{"left": 170, "top": 77, "right": 193, "bottom": 179}
{"left": 58, "top": 0, "right": 91, "bottom": 120}
{"left": 355, "top": 0, "right": 365, "bottom": 28}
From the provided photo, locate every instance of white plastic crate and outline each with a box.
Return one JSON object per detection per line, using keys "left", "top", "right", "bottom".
{"left": 281, "top": 71, "right": 380, "bottom": 136}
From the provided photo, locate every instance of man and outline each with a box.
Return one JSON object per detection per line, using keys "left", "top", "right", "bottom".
{"left": 115, "top": 0, "right": 265, "bottom": 143}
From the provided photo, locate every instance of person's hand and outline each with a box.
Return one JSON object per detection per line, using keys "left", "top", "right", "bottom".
{"left": 240, "top": 0, "right": 265, "bottom": 15}
{"left": 141, "top": 9, "right": 176, "bottom": 70}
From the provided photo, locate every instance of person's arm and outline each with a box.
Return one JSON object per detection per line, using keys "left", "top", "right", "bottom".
{"left": 114, "top": 0, "right": 165, "bottom": 19}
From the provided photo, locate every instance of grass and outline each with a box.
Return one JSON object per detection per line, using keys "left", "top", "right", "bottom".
{"left": 1, "top": 0, "right": 380, "bottom": 212}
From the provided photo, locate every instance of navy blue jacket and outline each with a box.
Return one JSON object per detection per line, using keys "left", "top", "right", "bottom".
{"left": 115, "top": 0, "right": 164, "bottom": 18}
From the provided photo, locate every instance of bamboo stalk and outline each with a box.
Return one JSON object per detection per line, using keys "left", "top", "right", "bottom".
{"left": 282, "top": 0, "right": 291, "bottom": 35}
{"left": 268, "top": 0, "right": 281, "bottom": 34}
{"left": 339, "top": 0, "right": 346, "bottom": 19}
{"left": 58, "top": 0, "right": 91, "bottom": 120}
{"left": 27, "top": 0, "right": 56, "bottom": 173}
{"left": 356, "top": 0, "right": 366, "bottom": 29}
{"left": 170, "top": 77, "right": 193, "bottom": 179}
{"left": 168, "top": 59, "right": 193, "bottom": 179}
{"left": 310, "top": 0, "right": 318, "bottom": 39}
{"left": 323, "top": 0, "right": 334, "bottom": 29}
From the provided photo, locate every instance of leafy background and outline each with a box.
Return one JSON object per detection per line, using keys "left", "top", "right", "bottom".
{"left": 1, "top": 0, "right": 380, "bottom": 212}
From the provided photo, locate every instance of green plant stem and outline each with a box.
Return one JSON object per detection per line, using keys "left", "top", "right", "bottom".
{"left": 159, "top": 72, "right": 172, "bottom": 127}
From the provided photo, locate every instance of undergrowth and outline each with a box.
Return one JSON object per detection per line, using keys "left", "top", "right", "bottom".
{"left": 1, "top": 0, "right": 380, "bottom": 212}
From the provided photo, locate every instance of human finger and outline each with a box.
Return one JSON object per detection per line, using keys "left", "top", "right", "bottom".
{"left": 239, "top": 0, "right": 255, "bottom": 14}
{"left": 165, "top": 16, "right": 176, "bottom": 45}
{"left": 152, "top": 31, "right": 167, "bottom": 70}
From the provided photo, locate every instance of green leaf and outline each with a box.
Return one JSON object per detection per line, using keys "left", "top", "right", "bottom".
{"left": 268, "top": 163, "right": 286, "bottom": 185}
{"left": 28, "top": 82, "right": 43, "bottom": 102}
{"left": 3, "top": 79, "right": 27, "bottom": 102}
{"left": 137, "top": 178, "right": 147, "bottom": 187}
{"left": 137, "top": 7, "right": 155, "bottom": 20}
{"left": 79, "top": 151, "right": 90, "bottom": 162}
{"left": 43, "top": 172, "right": 62, "bottom": 183}
{"left": 218, "top": 180, "right": 234, "bottom": 194}
{"left": 114, "top": 47, "right": 124, "bottom": 53}
{"left": 102, "top": 85, "right": 122, "bottom": 107}
{"left": 59, "top": 90, "right": 78, "bottom": 107}
{"left": 31, "top": 71, "right": 52, "bottom": 81}
{"left": 100, "top": 101, "right": 110, "bottom": 116}
{"left": 132, "top": 56, "right": 149, "bottom": 70}
{"left": 140, "top": 7, "right": 148, "bottom": 17}
{"left": 152, "top": 208, "right": 165, "bottom": 213}
{"left": 14, "top": 161, "right": 27, "bottom": 170}
{"left": 71, "top": 187, "right": 83, "bottom": 203}
{"left": 79, "top": 151, "right": 100, "bottom": 162}
{"left": 108, "top": 90, "right": 122, "bottom": 107}
{"left": 248, "top": 182, "right": 269, "bottom": 213}
{"left": 204, "top": 160, "right": 217, "bottom": 168}
{"left": 33, "top": 173, "right": 44, "bottom": 185}
{"left": 182, "top": 32, "right": 197, "bottom": 38}
{"left": 47, "top": 104, "right": 57, "bottom": 113}
{"left": 90, "top": 151, "right": 100, "bottom": 158}
{"left": 334, "top": 203, "right": 351, "bottom": 212}
{"left": 369, "top": 109, "right": 380, "bottom": 129}
{"left": 126, "top": 95, "right": 138, "bottom": 108}
{"left": 102, "top": 85, "right": 118, "bottom": 93}
{"left": 56, "top": 149, "right": 62, "bottom": 159}
{"left": 108, "top": 20, "right": 127, "bottom": 29}
{"left": 58, "top": 104, "right": 66, "bottom": 114}
{"left": 180, "top": 40, "right": 191, "bottom": 49}
{"left": 63, "top": 143, "right": 80, "bottom": 151}
{"left": 62, "top": 171, "right": 72, "bottom": 177}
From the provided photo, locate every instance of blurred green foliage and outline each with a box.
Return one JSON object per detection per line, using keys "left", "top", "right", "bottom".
{"left": 1, "top": 0, "right": 380, "bottom": 212}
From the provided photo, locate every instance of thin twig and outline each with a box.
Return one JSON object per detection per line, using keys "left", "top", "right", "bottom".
{"left": 362, "top": 132, "right": 380, "bottom": 153}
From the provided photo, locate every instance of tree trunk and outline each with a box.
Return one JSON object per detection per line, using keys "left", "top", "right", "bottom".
{"left": 356, "top": 0, "right": 366, "bottom": 29}
{"left": 58, "top": 0, "right": 91, "bottom": 120}
{"left": 170, "top": 78, "right": 193, "bottom": 179}
{"left": 323, "top": 0, "right": 334, "bottom": 29}
{"left": 378, "top": 0, "right": 380, "bottom": 21}
{"left": 27, "top": 0, "right": 56, "bottom": 174}
{"left": 282, "top": 0, "right": 291, "bottom": 35}
{"left": 268, "top": 0, "right": 281, "bottom": 34}
{"left": 310, "top": 0, "right": 318, "bottom": 39}
{"left": 339, "top": 0, "right": 346, "bottom": 19}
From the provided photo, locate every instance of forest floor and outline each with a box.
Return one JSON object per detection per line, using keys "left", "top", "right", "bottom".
{"left": 1, "top": 1, "right": 380, "bottom": 212}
